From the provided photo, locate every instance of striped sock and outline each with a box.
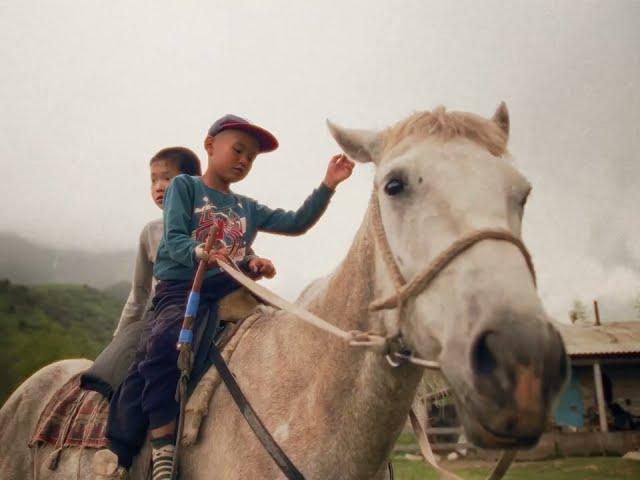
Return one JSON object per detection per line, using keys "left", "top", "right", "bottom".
{"left": 151, "top": 440, "right": 175, "bottom": 480}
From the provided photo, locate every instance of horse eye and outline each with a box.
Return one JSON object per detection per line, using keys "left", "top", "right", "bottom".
{"left": 384, "top": 178, "right": 405, "bottom": 196}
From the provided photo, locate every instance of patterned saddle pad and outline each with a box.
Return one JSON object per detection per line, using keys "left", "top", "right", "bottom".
{"left": 28, "top": 290, "right": 261, "bottom": 454}
{"left": 29, "top": 374, "right": 109, "bottom": 450}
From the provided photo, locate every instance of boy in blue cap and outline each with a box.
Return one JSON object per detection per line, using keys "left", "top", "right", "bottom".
{"left": 100, "top": 115, "right": 354, "bottom": 479}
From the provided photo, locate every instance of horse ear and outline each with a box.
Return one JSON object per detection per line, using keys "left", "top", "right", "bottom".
{"left": 326, "top": 120, "right": 381, "bottom": 164}
{"left": 491, "top": 102, "right": 509, "bottom": 137}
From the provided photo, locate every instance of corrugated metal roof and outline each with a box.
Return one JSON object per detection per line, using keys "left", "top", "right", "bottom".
{"left": 554, "top": 321, "right": 640, "bottom": 357}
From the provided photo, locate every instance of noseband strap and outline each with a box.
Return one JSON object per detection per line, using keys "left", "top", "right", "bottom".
{"left": 368, "top": 192, "right": 537, "bottom": 315}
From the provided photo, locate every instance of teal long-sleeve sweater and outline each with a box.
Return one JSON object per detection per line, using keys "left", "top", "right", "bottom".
{"left": 153, "top": 174, "right": 334, "bottom": 281}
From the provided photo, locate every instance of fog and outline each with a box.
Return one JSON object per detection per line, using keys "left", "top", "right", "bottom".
{"left": 2, "top": 0, "right": 639, "bottom": 322}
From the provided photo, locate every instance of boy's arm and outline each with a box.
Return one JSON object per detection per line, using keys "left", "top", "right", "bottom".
{"left": 254, "top": 153, "right": 353, "bottom": 235}
{"left": 254, "top": 182, "right": 334, "bottom": 235}
{"left": 163, "top": 175, "right": 200, "bottom": 268}
{"left": 113, "top": 224, "right": 154, "bottom": 336}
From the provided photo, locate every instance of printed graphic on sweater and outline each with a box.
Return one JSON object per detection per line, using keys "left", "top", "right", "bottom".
{"left": 192, "top": 198, "right": 247, "bottom": 261}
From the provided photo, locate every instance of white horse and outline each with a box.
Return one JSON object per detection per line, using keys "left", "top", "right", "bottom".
{"left": 0, "top": 104, "right": 568, "bottom": 479}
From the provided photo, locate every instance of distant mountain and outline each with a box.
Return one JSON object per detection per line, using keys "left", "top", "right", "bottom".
{"left": 0, "top": 280, "right": 121, "bottom": 405}
{"left": 0, "top": 232, "right": 135, "bottom": 288}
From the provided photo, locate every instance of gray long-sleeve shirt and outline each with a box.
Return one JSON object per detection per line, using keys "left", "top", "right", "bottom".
{"left": 113, "top": 218, "right": 163, "bottom": 336}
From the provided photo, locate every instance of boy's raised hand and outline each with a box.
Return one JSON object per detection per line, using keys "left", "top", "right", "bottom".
{"left": 323, "top": 154, "right": 355, "bottom": 190}
{"left": 248, "top": 257, "right": 276, "bottom": 279}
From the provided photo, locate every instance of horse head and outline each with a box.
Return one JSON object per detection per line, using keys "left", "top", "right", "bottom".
{"left": 328, "top": 104, "right": 568, "bottom": 449}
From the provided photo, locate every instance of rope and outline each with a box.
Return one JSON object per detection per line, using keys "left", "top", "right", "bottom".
{"left": 77, "top": 395, "right": 101, "bottom": 480}
{"left": 218, "top": 262, "right": 356, "bottom": 342}
{"left": 487, "top": 450, "right": 517, "bottom": 480}
{"left": 409, "top": 402, "right": 463, "bottom": 480}
{"left": 76, "top": 447, "right": 83, "bottom": 480}
{"left": 409, "top": 401, "right": 516, "bottom": 480}
{"left": 369, "top": 193, "right": 407, "bottom": 287}
{"left": 31, "top": 444, "right": 39, "bottom": 480}
{"left": 369, "top": 192, "right": 524, "bottom": 480}
{"left": 370, "top": 228, "right": 536, "bottom": 312}
{"left": 47, "top": 388, "right": 87, "bottom": 470}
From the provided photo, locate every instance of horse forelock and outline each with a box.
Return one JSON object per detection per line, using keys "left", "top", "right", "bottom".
{"left": 381, "top": 106, "right": 508, "bottom": 158}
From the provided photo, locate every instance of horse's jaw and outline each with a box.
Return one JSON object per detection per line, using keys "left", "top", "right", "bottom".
{"left": 442, "top": 364, "right": 545, "bottom": 449}
{"left": 395, "top": 232, "right": 569, "bottom": 450}
{"left": 452, "top": 394, "right": 543, "bottom": 449}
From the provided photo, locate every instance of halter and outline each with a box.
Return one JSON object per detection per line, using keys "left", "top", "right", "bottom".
{"left": 366, "top": 190, "right": 536, "bottom": 479}
{"left": 367, "top": 191, "right": 537, "bottom": 368}
{"left": 214, "top": 189, "right": 534, "bottom": 480}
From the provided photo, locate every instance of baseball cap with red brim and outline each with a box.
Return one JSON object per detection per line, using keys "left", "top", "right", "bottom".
{"left": 207, "top": 114, "right": 279, "bottom": 153}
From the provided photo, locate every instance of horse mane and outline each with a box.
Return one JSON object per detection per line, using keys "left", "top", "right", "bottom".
{"left": 382, "top": 106, "right": 508, "bottom": 157}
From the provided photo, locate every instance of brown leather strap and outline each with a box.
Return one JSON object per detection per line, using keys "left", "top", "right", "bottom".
{"left": 210, "top": 345, "right": 305, "bottom": 480}
{"left": 409, "top": 400, "right": 517, "bottom": 480}
{"left": 409, "top": 401, "right": 462, "bottom": 480}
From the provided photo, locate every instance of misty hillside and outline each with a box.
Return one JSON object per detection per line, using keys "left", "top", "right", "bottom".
{"left": 0, "top": 280, "right": 120, "bottom": 405}
{"left": 103, "top": 281, "right": 133, "bottom": 304}
{"left": 0, "top": 232, "right": 135, "bottom": 288}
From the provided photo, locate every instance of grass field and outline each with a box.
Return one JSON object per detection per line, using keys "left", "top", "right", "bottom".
{"left": 392, "top": 456, "right": 640, "bottom": 479}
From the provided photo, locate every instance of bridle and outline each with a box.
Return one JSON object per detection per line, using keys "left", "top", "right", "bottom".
{"left": 366, "top": 190, "right": 537, "bottom": 368}
{"left": 366, "top": 190, "right": 537, "bottom": 480}
{"left": 213, "top": 188, "right": 539, "bottom": 480}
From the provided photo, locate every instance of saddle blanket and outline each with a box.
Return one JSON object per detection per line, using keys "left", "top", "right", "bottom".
{"left": 28, "top": 291, "right": 263, "bottom": 453}
{"left": 29, "top": 374, "right": 109, "bottom": 449}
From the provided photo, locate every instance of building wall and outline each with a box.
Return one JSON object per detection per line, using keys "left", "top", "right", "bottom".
{"left": 554, "top": 373, "right": 584, "bottom": 428}
{"left": 573, "top": 362, "right": 640, "bottom": 429}
{"left": 603, "top": 364, "right": 640, "bottom": 416}
{"left": 476, "top": 431, "right": 640, "bottom": 460}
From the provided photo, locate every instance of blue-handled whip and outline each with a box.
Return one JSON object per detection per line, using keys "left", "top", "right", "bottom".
{"left": 172, "top": 223, "right": 219, "bottom": 480}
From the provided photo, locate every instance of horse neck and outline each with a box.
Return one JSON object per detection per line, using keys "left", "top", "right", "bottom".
{"left": 302, "top": 195, "right": 388, "bottom": 332}
{"left": 298, "top": 201, "right": 423, "bottom": 475}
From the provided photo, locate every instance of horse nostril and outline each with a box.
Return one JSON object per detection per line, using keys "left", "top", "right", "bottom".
{"left": 472, "top": 331, "right": 498, "bottom": 376}
{"left": 504, "top": 415, "right": 518, "bottom": 433}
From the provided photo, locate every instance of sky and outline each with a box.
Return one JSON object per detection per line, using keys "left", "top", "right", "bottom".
{"left": 1, "top": 0, "right": 639, "bottom": 322}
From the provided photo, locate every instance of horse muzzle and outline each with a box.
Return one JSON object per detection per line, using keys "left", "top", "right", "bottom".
{"left": 440, "top": 314, "right": 569, "bottom": 449}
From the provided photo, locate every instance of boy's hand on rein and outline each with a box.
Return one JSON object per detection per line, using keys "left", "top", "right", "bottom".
{"left": 323, "top": 154, "right": 355, "bottom": 190}
{"left": 207, "top": 245, "right": 230, "bottom": 269}
{"left": 196, "top": 244, "right": 231, "bottom": 269}
{"left": 247, "top": 257, "right": 276, "bottom": 279}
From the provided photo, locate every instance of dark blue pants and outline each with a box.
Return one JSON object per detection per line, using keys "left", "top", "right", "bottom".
{"left": 106, "top": 277, "right": 239, "bottom": 468}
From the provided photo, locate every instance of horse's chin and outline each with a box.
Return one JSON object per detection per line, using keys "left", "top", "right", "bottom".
{"left": 456, "top": 401, "right": 542, "bottom": 450}
{"left": 457, "top": 408, "right": 541, "bottom": 449}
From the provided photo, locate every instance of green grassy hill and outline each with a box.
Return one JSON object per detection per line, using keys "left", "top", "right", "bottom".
{"left": 0, "top": 279, "right": 123, "bottom": 405}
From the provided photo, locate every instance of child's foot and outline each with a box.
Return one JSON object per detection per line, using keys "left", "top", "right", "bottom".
{"left": 93, "top": 449, "right": 128, "bottom": 479}
{"left": 151, "top": 440, "right": 176, "bottom": 480}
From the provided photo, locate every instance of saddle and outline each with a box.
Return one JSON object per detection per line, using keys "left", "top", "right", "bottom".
{"left": 28, "top": 288, "right": 263, "bottom": 468}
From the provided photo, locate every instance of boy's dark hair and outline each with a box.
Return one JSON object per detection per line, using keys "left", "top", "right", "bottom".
{"left": 150, "top": 147, "right": 202, "bottom": 176}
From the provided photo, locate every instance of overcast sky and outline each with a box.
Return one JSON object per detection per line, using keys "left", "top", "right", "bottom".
{"left": 1, "top": 0, "right": 639, "bottom": 322}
